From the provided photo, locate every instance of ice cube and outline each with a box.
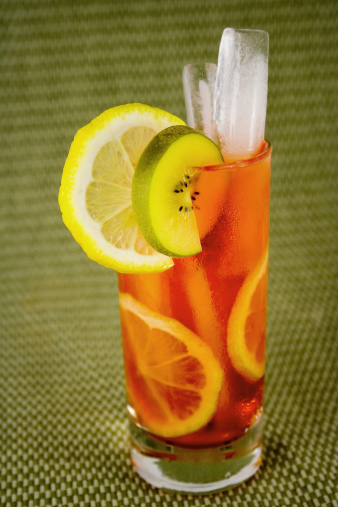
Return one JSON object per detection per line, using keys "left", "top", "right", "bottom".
{"left": 214, "top": 28, "right": 269, "bottom": 161}
{"left": 183, "top": 63, "right": 218, "bottom": 144}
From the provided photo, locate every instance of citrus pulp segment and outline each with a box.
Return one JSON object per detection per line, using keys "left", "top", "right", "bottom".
{"left": 58, "top": 104, "right": 185, "bottom": 273}
{"left": 227, "top": 248, "right": 268, "bottom": 382}
{"left": 119, "top": 292, "right": 223, "bottom": 438}
{"left": 132, "top": 126, "right": 224, "bottom": 258}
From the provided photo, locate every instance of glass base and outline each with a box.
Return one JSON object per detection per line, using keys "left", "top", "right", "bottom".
{"left": 129, "top": 416, "right": 263, "bottom": 494}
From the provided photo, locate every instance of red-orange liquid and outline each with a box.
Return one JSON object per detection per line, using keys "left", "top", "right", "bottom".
{"left": 118, "top": 146, "right": 271, "bottom": 448}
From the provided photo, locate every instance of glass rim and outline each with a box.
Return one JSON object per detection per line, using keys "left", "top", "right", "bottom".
{"left": 204, "top": 140, "right": 272, "bottom": 172}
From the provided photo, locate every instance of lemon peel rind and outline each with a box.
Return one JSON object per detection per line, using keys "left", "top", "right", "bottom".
{"left": 119, "top": 292, "right": 224, "bottom": 438}
{"left": 227, "top": 248, "right": 268, "bottom": 383}
{"left": 58, "top": 104, "right": 185, "bottom": 273}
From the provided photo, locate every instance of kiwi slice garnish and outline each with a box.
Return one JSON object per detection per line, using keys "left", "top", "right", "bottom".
{"left": 132, "top": 126, "right": 224, "bottom": 257}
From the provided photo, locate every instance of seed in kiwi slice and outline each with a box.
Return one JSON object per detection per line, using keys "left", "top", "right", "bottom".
{"left": 132, "top": 125, "right": 224, "bottom": 258}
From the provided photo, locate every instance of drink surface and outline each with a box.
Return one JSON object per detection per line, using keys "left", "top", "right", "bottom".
{"left": 118, "top": 146, "right": 271, "bottom": 448}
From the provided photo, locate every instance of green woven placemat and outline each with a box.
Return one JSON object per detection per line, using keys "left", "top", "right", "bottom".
{"left": 1, "top": 0, "right": 337, "bottom": 506}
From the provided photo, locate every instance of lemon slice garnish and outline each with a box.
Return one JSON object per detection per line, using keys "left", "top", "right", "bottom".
{"left": 227, "top": 248, "right": 268, "bottom": 382}
{"left": 119, "top": 292, "right": 223, "bottom": 438}
{"left": 58, "top": 104, "right": 185, "bottom": 273}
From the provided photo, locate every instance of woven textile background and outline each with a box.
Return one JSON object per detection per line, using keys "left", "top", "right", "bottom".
{"left": 1, "top": 0, "right": 337, "bottom": 506}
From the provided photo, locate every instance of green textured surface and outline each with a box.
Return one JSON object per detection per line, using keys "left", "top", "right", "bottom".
{"left": 1, "top": 0, "right": 337, "bottom": 505}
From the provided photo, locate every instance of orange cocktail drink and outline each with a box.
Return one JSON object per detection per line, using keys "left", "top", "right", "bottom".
{"left": 58, "top": 95, "right": 271, "bottom": 492}
{"left": 118, "top": 141, "right": 272, "bottom": 492}
{"left": 58, "top": 23, "right": 270, "bottom": 493}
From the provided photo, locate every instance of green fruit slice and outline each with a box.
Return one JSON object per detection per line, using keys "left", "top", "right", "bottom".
{"left": 132, "top": 126, "right": 224, "bottom": 257}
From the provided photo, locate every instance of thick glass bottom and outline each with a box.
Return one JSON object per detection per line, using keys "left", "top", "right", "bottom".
{"left": 129, "top": 416, "right": 263, "bottom": 494}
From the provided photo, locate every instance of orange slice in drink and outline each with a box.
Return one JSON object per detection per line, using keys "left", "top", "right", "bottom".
{"left": 119, "top": 293, "right": 223, "bottom": 438}
{"left": 227, "top": 248, "right": 268, "bottom": 383}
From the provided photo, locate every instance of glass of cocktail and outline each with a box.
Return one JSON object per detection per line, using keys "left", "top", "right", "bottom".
{"left": 58, "top": 26, "right": 271, "bottom": 495}
{"left": 118, "top": 140, "right": 272, "bottom": 493}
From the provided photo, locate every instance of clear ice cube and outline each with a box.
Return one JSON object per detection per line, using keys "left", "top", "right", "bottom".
{"left": 214, "top": 28, "right": 269, "bottom": 161}
{"left": 183, "top": 63, "right": 218, "bottom": 144}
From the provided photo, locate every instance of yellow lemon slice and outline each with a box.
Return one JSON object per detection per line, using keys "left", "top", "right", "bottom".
{"left": 58, "top": 104, "right": 185, "bottom": 273}
{"left": 119, "top": 292, "right": 223, "bottom": 438}
{"left": 227, "top": 248, "right": 269, "bottom": 382}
